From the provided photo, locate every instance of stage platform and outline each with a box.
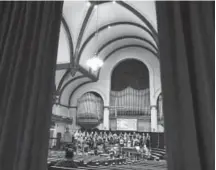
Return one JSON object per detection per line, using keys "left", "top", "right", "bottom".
{"left": 48, "top": 148, "right": 167, "bottom": 170}
{"left": 49, "top": 160, "right": 167, "bottom": 170}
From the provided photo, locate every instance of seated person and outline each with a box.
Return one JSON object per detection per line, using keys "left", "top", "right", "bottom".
{"left": 53, "top": 147, "right": 78, "bottom": 168}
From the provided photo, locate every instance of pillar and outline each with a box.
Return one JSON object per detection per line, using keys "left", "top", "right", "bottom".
{"left": 103, "top": 107, "right": 110, "bottom": 130}
{"left": 70, "top": 108, "right": 77, "bottom": 132}
{"left": 151, "top": 105, "right": 158, "bottom": 132}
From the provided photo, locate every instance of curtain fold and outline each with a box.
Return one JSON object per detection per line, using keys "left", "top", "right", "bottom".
{"left": 0, "top": 2, "right": 63, "bottom": 170}
{"left": 156, "top": 1, "right": 214, "bottom": 170}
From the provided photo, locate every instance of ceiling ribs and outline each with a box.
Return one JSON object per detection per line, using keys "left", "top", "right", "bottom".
{"left": 77, "top": 65, "right": 97, "bottom": 81}
{"left": 97, "top": 44, "right": 158, "bottom": 78}
{"left": 57, "top": 9, "right": 95, "bottom": 91}
{"left": 97, "top": 36, "right": 158, "bottom": 54}
{"left": 104, "top": 44, "right": 158, "bottom": 60}
{"left": 56, "top": 17, "right": 75, "bottom": 91}
{"left": 77, "top": 22, "right": 157, "bottom": 64}
{"left": 68, "top": 80, "right": 93, "bottom": 106}
{"left": 57, "top": 69, "right": 71, "bottom": 92}
{"left": 74, "top": 5, "right": 94, "bottom": 64}
{"left": 58, "top": 1, "right": 159, "bottom": 106}
{"left": 89, "top": 0, "right": 158, "bottom": 42}
{"left": 62, "top": 16, "right": 74, "bottom": 64}
{"left": 117, "top": 1, "right": 158, "bottom": 44}
{"left": 58, "top": 75, "right": 86, "bottom": 104}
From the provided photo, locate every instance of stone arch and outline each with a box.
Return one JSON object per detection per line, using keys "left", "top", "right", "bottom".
{"left": 110, "top": 58, "right": 150, "bottom": 91}
{"left": 70, "top": 86, "right": 106, "bottom": 107}
{"left": 71, "top": 47, "right": 160, "bottom": 107}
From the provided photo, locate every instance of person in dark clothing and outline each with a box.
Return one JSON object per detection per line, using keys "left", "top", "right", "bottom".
{"left": 52, "top": 146, "right": 78, "bottom": 168}
{"left": 146, "top": 133, "right": 151, "bottom": 149}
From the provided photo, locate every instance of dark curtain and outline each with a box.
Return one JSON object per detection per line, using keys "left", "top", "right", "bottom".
{"left": 156, "top": 1, "right": 214, "bottom": 170}
{"left": 0, "top": 2, "right": 63, "bottom": 170}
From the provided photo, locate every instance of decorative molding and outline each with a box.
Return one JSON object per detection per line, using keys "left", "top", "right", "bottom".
{"left": 68, "top": 80, "right": 94, "bottom": 106}
{"left": 58, "top": 75, "right": 86, "bottom": 102}
{"left": 97, "top": 44, "right": 158, "bottom": 79}
{"left": 78, "top": 65, "right": 97, "bottom": 81}
{"left": 58, "top": 1, "right": 159, "bottom": 84}
{"left": 57, "top": 69, "right": 70, "bottom": 92}
{"left": 57, "top": 1, "right": 160, "bottom": 103}
{"left": 57, "top": 69, "right": 96, "bottom": 106}
{"left": 97, "top": 35, "right": 158, "bottom": 54}
{"left": 104, "top": 45, "right": 158, "bottom": 61}
{"left": 77, "top": 22, "right": 157, "bottom": 64}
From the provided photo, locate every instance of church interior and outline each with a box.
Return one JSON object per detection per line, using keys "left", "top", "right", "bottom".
{"left": 49, "top": 1, "right": 166, "bottom": 169}
{"left": 0, "top": 1, "right": 213, "bottom": 170}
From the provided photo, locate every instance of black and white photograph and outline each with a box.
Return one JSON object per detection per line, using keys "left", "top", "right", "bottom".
{"left": 0, "top": 1, "right": 214, "bottom": 170}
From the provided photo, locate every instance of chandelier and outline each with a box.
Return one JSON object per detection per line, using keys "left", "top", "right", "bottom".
{"left": 86, "top": 1, "right": 103, "bottom": 71}
{"left": 86, "top": 54, "right": 103, "bottom": 71}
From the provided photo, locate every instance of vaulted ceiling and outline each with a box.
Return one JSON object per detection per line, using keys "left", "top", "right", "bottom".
{"left": 55, "top": 0, "right": 159, "bottom": 107}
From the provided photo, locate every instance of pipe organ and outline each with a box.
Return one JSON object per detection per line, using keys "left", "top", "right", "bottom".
{"left": 110, "top": 87, "right": 150, "bottom": 116}
{"left": 77, "top": 92, "right": 103, "bottom": 129}
{"left": 109, "top": 87, "right": 151, "bottom": 132}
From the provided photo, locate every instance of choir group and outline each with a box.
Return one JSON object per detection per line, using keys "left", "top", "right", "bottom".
{"left": 61, "top": 128, "right": 152, "bottom": 157}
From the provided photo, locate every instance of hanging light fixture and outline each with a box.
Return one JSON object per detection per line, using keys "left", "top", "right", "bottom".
{"left": 86, "top": 1, "right": 103, "bottom": 71}
{"left": 86, "top": 56, "right": 103, "bottom": 71}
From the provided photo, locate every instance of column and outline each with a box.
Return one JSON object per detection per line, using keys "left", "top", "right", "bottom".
{"left": 151, "top": 105, "right": 158, "bottom": 132}
{"left": 103, "top": 107, "right": 110, "bottom": 130}
{"left": 67, "top": 108, "right": 72, "bottom": 133}
{"left": 70, "top": 108, "right": 77, "bottom": 132}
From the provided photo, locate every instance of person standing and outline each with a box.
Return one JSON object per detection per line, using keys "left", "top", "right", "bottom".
{"left": 146, "top": 133, "right": 150, "bottom": 149}
{"left": 61, "top": 127, "right": 72, "bottom": 149}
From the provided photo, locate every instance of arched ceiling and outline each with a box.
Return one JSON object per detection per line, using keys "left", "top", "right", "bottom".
{"left": 55, "top": 0, "right": 158, "bottom": 107}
